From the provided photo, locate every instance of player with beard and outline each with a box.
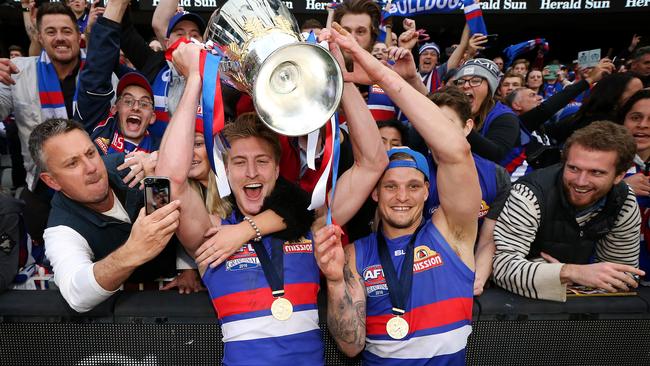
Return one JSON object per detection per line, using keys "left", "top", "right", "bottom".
{"left": 29, "top": 118, "right": 181, "bottom": 312}
{"left": 313, "top": 23, "right": 481, "bottom": 364}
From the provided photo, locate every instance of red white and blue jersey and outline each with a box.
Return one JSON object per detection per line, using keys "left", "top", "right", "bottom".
{"left": 202, "top": 214, "right": 324, "bottom": 366}
{"left": 367, "top": 84, "right": 396, "bottom": 121}
{"left": 354, "top": 220, "right": 474, "bottom": 366}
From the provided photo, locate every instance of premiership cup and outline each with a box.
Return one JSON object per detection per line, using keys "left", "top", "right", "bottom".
{"left": 205, "top": 0, "right": 344, "bottom": 136}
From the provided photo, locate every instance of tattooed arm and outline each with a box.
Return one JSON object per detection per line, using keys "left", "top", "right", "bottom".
{"left": 314, "top": 225, "right": 367, "bottom": 357}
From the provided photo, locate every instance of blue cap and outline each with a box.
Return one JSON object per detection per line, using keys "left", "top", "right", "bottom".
{"left": 166, "top": 11, "right": 206, "bottom": 38}
{"left": 386, "top": 147, "right": 430, "bottom": 181}
{"left": 418, "top": 42, "right": 440, "bottom": 56}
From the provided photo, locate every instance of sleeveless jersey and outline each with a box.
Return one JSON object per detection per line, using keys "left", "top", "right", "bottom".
{"left": 202, "top": 212, "right": 324, "bottom": 366}
{"left": 425, "top": 154, "right": 497, "bottom": 228}
{"left": 355, "top": 220, "right": 474, "bottom": 366}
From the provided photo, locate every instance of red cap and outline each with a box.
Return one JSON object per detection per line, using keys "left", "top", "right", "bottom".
{"left": 116, "top": 72, "right": 153, "bottom": 99}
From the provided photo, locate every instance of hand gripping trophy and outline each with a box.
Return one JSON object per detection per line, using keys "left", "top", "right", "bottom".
{"left": 205, "top": 0, "right": 344, "bottom": 136}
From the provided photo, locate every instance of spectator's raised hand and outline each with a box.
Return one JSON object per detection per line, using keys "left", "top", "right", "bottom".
{"left": 397, "top": 18, "right": 418, "bottom": 50}
{"left": 624, "top": 173, "right": 650, "bottom": 196}
{"left": 117, "top": 151, "right": 158, "bottom": 189}
{"left": 85, "top": 0, "right": 106, "bottom": 36}
{"left": 584, "top": 58, "right": 614, "bottom": 84}
{"left": 162, "top": 269, "right": 205, "bottom": 294}
{"left": 313, "top": 224, "right": 345, "bottom": 283}
{"left": 630, "top": 34, "right": 641, "bottom": 51}
{"left": 127, "top": 202, "right": 181, "bottom": 265}
{"left": 171, "top": 42, "right": 203, "bottom": 78}
{"left": 0, "top": 59, "right": 19, "bottom": 86}
{"left": 387, "top": 46, "right": 418, "bottom": 81}
{"left": 467, "top": 33, "right": 488, "bottom": 56}
{"left": 398, "top": 29, "right": 418, "bottom": 51}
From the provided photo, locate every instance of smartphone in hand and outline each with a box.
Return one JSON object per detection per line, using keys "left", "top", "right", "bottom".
{"left": 144, "top": 177, "right": 171, "bottom": 215}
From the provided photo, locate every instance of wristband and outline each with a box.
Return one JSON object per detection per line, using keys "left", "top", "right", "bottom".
{"left": 22, "top": 6, "right": 30, "bottom": 12}
{"left": 243, "top": 216, "right": 262, "bottom": 242}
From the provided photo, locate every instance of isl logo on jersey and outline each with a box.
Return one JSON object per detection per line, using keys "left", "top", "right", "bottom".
{"left": 225, "top": 243, "right": 260, "bottom": 271}
{"left": 363, "top": 265, "right": 389, "bottom": 297}
{"left": 413, "top": 245, "right": 443, "bottom": 273}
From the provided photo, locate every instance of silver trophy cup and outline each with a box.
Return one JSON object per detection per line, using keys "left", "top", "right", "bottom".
{"left": 205, "top": 0, "right": 343, "bottom": 136}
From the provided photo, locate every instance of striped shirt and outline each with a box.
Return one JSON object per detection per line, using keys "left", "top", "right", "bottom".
{"left": 493, "top": 183, "right": 640, "bottom": 302}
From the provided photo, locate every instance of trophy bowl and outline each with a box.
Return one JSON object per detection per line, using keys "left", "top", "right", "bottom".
{"left": 205, "top": 0, "right": 343, "bottom": 136}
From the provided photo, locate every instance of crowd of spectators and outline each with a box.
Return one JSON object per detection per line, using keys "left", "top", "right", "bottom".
{"left": 0, "top": 0, "right": 649, "bottom": 363}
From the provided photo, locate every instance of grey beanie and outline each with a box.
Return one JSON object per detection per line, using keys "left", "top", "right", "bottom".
{"left": 456, "top": 58, "right": 500, "bottom": 96}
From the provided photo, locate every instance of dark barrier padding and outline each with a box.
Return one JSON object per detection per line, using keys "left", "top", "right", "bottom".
{"left": 113, "top": 291, "right": 218, "bottom": 324}
{"left": 1, "top": 288, "right": 650, "bottom": 365}
{"left": 465, "top": 319, "right": 650, "bottom": 366}
{"left": 476, "top": 287, "right": 650, "bottom": 320}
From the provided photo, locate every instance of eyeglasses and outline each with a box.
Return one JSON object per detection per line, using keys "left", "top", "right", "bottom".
{"left": 454, "top": 77, "right": 484, "bottom": 88}
{"left": 119, "top": 96, "right": 153, "bottom": 110}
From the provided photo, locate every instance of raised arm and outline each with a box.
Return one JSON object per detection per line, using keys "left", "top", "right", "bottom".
{"left": 74, "top": 16, "right": 121, "bottom": 131}
{"left": 20, "top": 0, "right": 41, "bottom": 56}
{"left": 446, "top": 24, "right": 470, "bottom": 70}
{"left": 325, "top": 23, "right": 480, "bottom": 267}
{"left": 155, "top": 44, "right": 302, "bottom": 271}
{"left": 330, "top": 81, "right": 388, "bottom": 226}
{"left": 154, "top": 43, "right": 212, "bottom": 254}
{"left": 152, "top": 0, "right": 180, "bottom": 47}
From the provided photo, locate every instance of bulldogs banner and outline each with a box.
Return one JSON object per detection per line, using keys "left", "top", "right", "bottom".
{"left": 385, "top": 0, "right": 462, "bottom": 17}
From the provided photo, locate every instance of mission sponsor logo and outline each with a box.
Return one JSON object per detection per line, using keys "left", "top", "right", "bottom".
{"left": 363, "top": 265, "right": 389, "bottom": 298}
{"left": 94, "top": 137, "right": 110, "bottom": 154}
{"left": 478, "top": 200, "right": 490, "bottom": 218}
{"left": 283, "top": 237, "right": 313, "bottom": 254}
{"left": 413, "top": 245, "right": 443, "bottom": 273}
{"left": 371, "top": 84, "right": 387, "bottom": 95}
{"left": 225, "top": 243, "right": 260, "bottom": 271}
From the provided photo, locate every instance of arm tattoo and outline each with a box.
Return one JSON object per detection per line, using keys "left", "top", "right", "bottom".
{"left": 328, "top": 250, "right": 366, "bottom": 351}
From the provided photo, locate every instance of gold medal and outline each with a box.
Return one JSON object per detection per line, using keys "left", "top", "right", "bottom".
{"left": 271, "top": 297, "right": 293, "bottom": 321}
{"left": 386, "top": 316, "right": 409, "bottom": 340}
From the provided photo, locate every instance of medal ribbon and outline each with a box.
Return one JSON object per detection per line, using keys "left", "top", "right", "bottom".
{"left": 251, "top": 238, "right": 286, "bottom": 297}
{"left": 376, "top": 219, "right": 424, "bottom": 316}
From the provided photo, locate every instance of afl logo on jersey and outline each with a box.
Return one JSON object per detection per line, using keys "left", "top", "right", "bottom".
{"left": 413, "top": 245, "right": 443, "bottom": 273}
{"left": 363, "top": 265, "right": 389, "bottom": 297}
{"left": 283, "top": 237, "right": 313, "bottom": 254}
{"left": 478, "top": 200, "right": 490, "bottom": 218}
{"left": 225, "top": 243, "right": 260, "bottom": 271}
